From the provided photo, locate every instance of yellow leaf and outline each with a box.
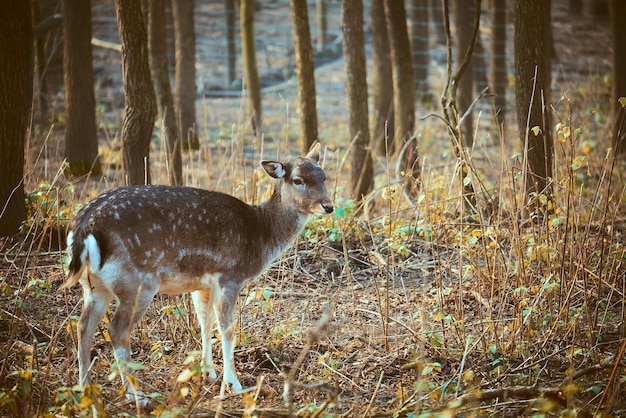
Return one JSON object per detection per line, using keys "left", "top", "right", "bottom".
{"left": 78, "top": 395, "right": 92, "bottom": 408}
{"left": 177, "top": 368, "right": 195, "bottom": 383}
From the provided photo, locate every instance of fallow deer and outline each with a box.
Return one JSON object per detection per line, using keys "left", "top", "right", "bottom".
{"left": 60, "top": 144, "right": 333, "bottom": 405}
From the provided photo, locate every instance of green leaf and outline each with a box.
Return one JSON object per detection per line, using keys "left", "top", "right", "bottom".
{"left": 531, "top": 126, "right": 542, "bottom": 136}
{"left": 619, "top": 97, "right": 626, "bottom": 108}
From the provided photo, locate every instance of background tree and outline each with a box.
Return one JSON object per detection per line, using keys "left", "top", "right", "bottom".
{"left": 62, "top": 0, "right": 101, "bottom": 176}
{"left": 240, "top": 0, "right": 262, "bottom": 135}
{"left": 149, "top": 0, "right": 182, "bottom": 185}
{"left": 610, "top": 0, "right": 626, "bottom": 153}
{"left": 383, "top": 0, "right": 420, "bottom": 193}
{"left": 114, "top": 0, "right": 157, "bottom": 185}
{"left": 225, "top": 0, "right": 237, "bottom": 86}
{"left": 341, "top": 0, "right": 373, "bottom": 201}
{"left": 0, "top": 1, "right": 31, "bottom": 236}
{"left": 489, "top": 0, "right": 507, "bottom": 125}
{"left": 290, "top": 0, "right": 319, "bottom": 152}
{"left": 31, "top": 0, "right": 49, "bottom": 121}
{"left": 514, "top": 0, "right": 553, "bottom": 198}
{"left": 316, "top": 0, "right": 327, "bottom": 53}
{"left": 408, "top": 0, "right": 429, "bottom": 99}
{"left": 453, "top": 0, "right": 475, "bottom": 147}
{"left": 371, "top": 0, "right": 394, "bottom": 154}
{"left": 171, "top": 0, "right": 198, "bottom": 149}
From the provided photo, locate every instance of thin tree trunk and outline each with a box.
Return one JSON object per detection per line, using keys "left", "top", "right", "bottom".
{"left": 610, "top": 0, "right": 626, "bottom": 153}
{"left": 32, "top": 0, "right": 48, "bottom": 121}
{"left": 0, "top": 1, "right": 31, "bottom": 236}
{"left": 171, "top": 0, "right": 198, "bottom": 149}
{"left": 290, "top": 0, "right": 318, "bottom": 152}
{"left": 408, "top": 0, "right": 429, "bottom": 98}
{"left": 453, "top": 0, "right": 475, "bottom": 148}
{"left": 489, "top": 0, "right": 507, "bottom": 125}
{"left": 341, "top": 0, "right": 373, "bottom": 201}
{"left": 115, "top": 0, "right": 157, "bottom": 185}
{"left": 316, "top": 0, "right": 327, "bottom": 53}
{"left": 384, "top": 0, "right": 420, "bottom": 193}
{"left": 240, "top": 0, "right": 262, "bottom": 135}
{"left": 225, "top": 0, "right": 237, "bottom": 86}
{"left": 371, "top": 0, "right": 394, "bottom": 155}
{"left": 149, "top": 0, "right": 182, "bottom": 185}
{"left": 62, "top": 0, "right": 101, "bottom": 176}
{"left": 514, "top": 0, "right": 553, "bottom": 198}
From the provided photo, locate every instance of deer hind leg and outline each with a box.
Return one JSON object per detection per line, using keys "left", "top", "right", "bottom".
{"left": 109, "top": 281, "right": 157, "bottom": 406}
{"left": 214, "top": 280, "right": 244, "bottom": 392}
{"left": 191, "top": 289, "right": 218, "bottom": 380}
{"left": 78, "top": 275, "right": 114, "bottom": 386}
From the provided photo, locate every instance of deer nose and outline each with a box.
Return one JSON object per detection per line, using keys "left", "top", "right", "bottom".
{"left": 321, "top": 203, "right": 334, "bottom": 214}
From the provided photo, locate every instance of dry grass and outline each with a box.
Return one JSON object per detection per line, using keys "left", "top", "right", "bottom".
{"left": 2, "top": 84, "right": 626, "bottom": 418}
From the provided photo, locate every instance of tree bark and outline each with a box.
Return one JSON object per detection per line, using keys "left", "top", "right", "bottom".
{"left": 316, "top": 0, "right": 327, "bottom": 53}
{"left": 240, "top": 0, "right": 262, "bottom": 135}
{"left": 514, "top": 0, "right": 553, "bottom": 197}
{"left": 610, "top": 0, "right": 626, "bottom": 153}
{"left": 171, "top": 0, "right": 198, "bottom": 149}
{"left": 453, "top": 0, "right": 475, "bottom": 147}
{"left": 489, "top": 0, "right": 507, "bottom": 125}
{"left": 0, "top": 1, "right": 31, "bottom": 236}
{"left": 149, "top": 0, "right": 183, "bottom": 185}
{"left": 225, "top": 0, "right": 237, "bottom": 86}
{"left": 341, "top": 0, "right": 373, "bottom": 201}
{"left": 290, "top": 0, "right": 319, "bottom": 153}
{"left": 383, "top": 0, "right": 420, "bottom": 193}
{"left": 371, "top": 0, "right": 394, "bottom": 155}
{"left": 408, "top": 0, "right": 429, "bottom": 98}
{"left": 62, "top": 0, "right": 101, "bottom": 176}
{"left": 114, "top": 0, "right": 157, "bottom": 185}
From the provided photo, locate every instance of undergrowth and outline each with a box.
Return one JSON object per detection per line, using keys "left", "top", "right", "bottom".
{"left": 1, "top": 91, "right": 625, "bottom": 417}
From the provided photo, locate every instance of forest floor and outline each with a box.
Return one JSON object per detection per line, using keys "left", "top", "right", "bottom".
{"left": 2, "top": 0, "right": 625, "bottom": 417}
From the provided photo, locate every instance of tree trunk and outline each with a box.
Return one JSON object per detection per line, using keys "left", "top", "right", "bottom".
{"left": 32, "top": 0, "right": 49, "bottom": 121}
{"left": 290, "top": 0, "right": 318, "bottom": 153}
{"left": 0, "top": 1, "right": 31, "bottom": 236}
{"left": 171, "top": 0, "right": 198, "bottom": 149}
{"left": 610, "top": 0, "right": 626, "bottom": 153}
{"left": 489, "top": 0, "right": 507, "bottom": 125}
{"left": 62, "top": 0, "right": 101, "bottom": 177}
{"left": 114, "top": 0, "right": 157, "bottom": 185}
{"left": 341, "top": 0, "right": 373, "bottom": 201}
{"left": 149, "top": 0, "right": 182, "bottom": 185}
{"left": 225, "top": 0, "right": 237, "bottom": 86}
{"left": 240, "top": 0, "right": 262, "bottom": 135}
{"left": 408, "top": 0, "right": 429, "bottom": 99}
{"left": 316, "top": 0, "right": 327, "bottom": 53}
{"left": 453, "top": 0, "right": 475, "bottom": 148}
{"left": 371, "top": 0, "right": 394, "bottom": 155}
{"left": 514, "top": 0, "right": 553, "bottom": 198}
{"left": 383, "top": 0, "right": 420, "bottom": 193}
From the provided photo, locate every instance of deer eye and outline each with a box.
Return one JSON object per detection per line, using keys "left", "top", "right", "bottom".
{"left": 293, "top": 177, "right": 304, "bottom": 186}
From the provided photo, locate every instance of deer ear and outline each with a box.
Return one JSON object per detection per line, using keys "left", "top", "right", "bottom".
{"left": 305, "top": 142, "right": 321, "bottom": 163}
{"left": 261, "top": 161, "right": 287, "bottom": 179}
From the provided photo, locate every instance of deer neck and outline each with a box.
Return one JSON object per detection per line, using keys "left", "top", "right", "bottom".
{"left": 255, "top": 189, "right": 308, "bottom": 256}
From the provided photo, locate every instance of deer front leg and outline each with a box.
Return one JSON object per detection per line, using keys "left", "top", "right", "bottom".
{"left": 191, "top": 289, "right": 218, "bottom": 380}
